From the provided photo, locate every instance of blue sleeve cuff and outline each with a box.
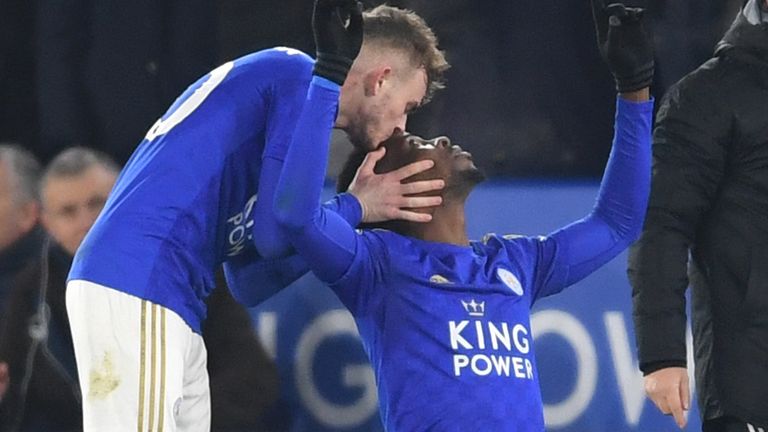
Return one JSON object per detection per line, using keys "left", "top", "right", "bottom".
{"left": 335, "top": 192, "right": 363, "bottom": 227}
{"left": 616, "top": 96, "right": 655, "bottom": 112}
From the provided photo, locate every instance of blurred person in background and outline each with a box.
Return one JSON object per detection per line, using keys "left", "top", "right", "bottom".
{"left": 0, "top": 145, "right": 42, "bottom": 317}
{"left": 0, "top": 147, "right": 117, "bottom": 431}
{"left": 0, "top": 147, "right": 279, "bottom": 432}
{"left": 0, "top": 147, "right": 283, "bottom": 431}
{"left": 628, "top": 0, "right": 768, "bottom": 430}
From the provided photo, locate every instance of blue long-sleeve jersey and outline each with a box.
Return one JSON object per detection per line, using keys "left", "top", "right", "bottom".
{"left": 68, "top": 48, "right": 361, "bottom": 333}
{"left": 275, "top": 78, "right": 653, "bottom": 431}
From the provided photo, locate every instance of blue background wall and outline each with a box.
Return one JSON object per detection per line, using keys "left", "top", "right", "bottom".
{"left": 249, "top": 181, "right": 700, "bottom": 431}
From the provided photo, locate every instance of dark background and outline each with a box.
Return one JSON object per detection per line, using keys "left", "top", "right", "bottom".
{"left": 0, "top": 0, "right": 744, "bottom": 177}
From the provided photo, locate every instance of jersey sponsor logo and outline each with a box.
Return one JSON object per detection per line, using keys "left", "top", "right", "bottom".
{"left": 497, "top": 268, "right": 524, "bottom": 296}
{"left": 449, "top": 319, "right": 534, "bottom": 379}
{"left": 449, "top": 300, "right": 534, "bottom": 379}
{"left": 226, "top": 193, "right": 258, "bottom": 256}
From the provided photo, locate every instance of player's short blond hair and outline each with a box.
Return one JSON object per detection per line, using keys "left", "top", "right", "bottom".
{"left": 363, "top": 5, "right": 449, "bottom": 104}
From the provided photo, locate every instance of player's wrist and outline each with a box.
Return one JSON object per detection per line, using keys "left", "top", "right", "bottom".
{"left": 347, "top": 190, "right": 370, "bottom": 222}
{"left": 619, "top": 87, "right": 650, "bottom": 102}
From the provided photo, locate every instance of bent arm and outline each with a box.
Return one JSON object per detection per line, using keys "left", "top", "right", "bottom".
{"left": 535, "top": 94, "right": 653, "bottom": 300}
{"left": 226, "top": 194, "right": 362, "bottom": 307}
{"left": 223, "top": 251, "right": 307, "bottom": 307}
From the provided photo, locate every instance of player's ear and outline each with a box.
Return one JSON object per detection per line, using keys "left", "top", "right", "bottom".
{"left": 363, "top": 66, "right": 392, "bottom": 96}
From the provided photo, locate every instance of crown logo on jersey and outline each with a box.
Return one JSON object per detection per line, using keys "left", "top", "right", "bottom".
{"left": 461, "top": 299, "right": 485, "bottom": 317}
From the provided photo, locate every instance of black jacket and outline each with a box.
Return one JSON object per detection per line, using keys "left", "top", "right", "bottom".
{"left": 628, "top": 12, "right": 768, "bottom": 424}
{"left": 0, "top": 241, "right": 81, "bottom": 432}
{"left": 204, "top": 272, "right": 283, "bottom": 432}
{"left": 0, "top": 228, "right": 45, "bottom": 332}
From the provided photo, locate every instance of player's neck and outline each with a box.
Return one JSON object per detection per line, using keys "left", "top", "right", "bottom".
{"left": 410, "top": 201, "right": 469, "bottom": 246}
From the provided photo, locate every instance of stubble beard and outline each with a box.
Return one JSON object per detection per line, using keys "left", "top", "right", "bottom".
{"left": 344, "top": 120, "right": 376, "bottom": 151}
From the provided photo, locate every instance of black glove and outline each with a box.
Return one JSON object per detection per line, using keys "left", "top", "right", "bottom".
{"left": 592, "top": 1, "right": 654, "bottom": 93}
{"left": 312, "top": 0, "right": 364, "bottom": 86}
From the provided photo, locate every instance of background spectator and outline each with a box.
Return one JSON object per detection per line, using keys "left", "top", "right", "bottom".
{"left": 0, "top": 145, "right": 42, "bottom": 317}
{"left": 0, "top": 147, "right": 283, "bottom": 431}
{"left": 0, "top": 147, "right": 118, "bottom": 431}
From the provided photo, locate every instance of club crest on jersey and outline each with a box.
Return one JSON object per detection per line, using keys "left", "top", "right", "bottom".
{"left": 461, "top": 299, "right": 485, "bottom": 317}
{"left": 497, "top": 268, "right": 523, "bottom": 296}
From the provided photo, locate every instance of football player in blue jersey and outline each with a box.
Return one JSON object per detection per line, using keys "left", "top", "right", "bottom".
{"left": 272, "top": 1, "right": 654, "bottom": 430}
{"left": 65, "top": 1, "right": 448, "bottom": 430}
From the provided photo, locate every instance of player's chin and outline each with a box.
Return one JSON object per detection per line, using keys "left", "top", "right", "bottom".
{"left": 457, "top": 165, "right": 486, "bottom": 186}
{"left": 343, "top": 126, "right": 375, "bottom": 150}
{"left": 454, "top": 155, "right": 477, "bottom": 171}
{"left": 349, "top": 136, "right": 376, "bottom": 151}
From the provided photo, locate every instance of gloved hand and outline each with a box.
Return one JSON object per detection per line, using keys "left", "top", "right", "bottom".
{"left": 592, "top": 1, "right": 654, "bottom": 93}
{"left": 312, "top": 0, "right": 364, "bottom": 86}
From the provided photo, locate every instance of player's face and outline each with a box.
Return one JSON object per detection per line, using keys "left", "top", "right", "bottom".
{"left": 376, "top": 129, "right": 482, "bottom": 190}
{"left": 347, "top": 67, "right": 428, "bottom": 150}
{"left": 41, "top": 165, "right": 117, "bottom": 255}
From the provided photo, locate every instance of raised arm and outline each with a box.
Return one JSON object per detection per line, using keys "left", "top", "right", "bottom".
{"left": 272, "top": 0, "right": 369, "bottom": 292}
{"left": 531, "top": 1, "right": 654, "bottom": 298}
{"left": 534, "top": 91, "right": 652, "bottom": 300}
{"left": 274, "top": 76, "right": 360, "bottom": 283}
{"left": 224, "top": 192, "right": 364, "bottom": 306}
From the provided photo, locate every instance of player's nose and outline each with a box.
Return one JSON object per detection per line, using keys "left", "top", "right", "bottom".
{"left": 432, "top": 136, "right": 451, "bottom": 148}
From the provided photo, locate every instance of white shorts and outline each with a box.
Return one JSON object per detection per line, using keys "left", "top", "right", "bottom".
{"left": 66, "top": 280, "right": 210, "bottom": 432}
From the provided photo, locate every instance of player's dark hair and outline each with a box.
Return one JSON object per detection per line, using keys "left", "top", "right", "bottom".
{"left": 363, "top": 5, "right": 449, "bottom": 103}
